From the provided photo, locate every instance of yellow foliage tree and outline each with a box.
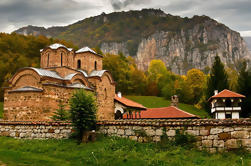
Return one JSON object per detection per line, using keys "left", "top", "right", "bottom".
{"left": 148, "top": 59, "right": 167, "bottom": 83}
{"left": 186, "top": 68, "right": 206, "bottom": 104}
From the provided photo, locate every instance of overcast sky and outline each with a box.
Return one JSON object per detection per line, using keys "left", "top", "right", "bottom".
{"left": 1, "top": 0, "right": 251, "bottom": 36}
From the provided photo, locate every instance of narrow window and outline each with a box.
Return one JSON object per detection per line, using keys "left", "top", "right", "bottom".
{"left": 77, "top": 59, "right": 81, "bottom": 69}
{"left": 61, "top": 53, "right": 63, "bottom": 66}
{"left": 94, "top": 61, "right": 97, "bottom": 70}
{"left": 47, "top": 53, "right": 50, "bottom": 67}
{"left": 104, "top": 88, "right": 107, "bottom": 99}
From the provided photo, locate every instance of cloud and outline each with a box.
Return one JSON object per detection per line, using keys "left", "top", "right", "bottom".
{"left": 240, "top": 31, "right": 251, "bottom": 37}
{"left": 0, "top": 0, "right": 104, "bottom": 33}
{"left": 109, "top": 0, "right": 152, "bottom": 10}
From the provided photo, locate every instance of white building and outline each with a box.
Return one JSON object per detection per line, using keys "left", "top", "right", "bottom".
{"left": 208, "top": 89, "right": 245, "bottom": 119}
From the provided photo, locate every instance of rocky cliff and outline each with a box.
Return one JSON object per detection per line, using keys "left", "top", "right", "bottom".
{"left": 100, "top": 19, "right": 250, "bottom": 74}
{"left": 14, "top": 9, "right": 250, "bottom": 74}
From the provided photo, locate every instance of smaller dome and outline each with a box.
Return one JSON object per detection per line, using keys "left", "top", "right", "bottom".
{"left": 40, "top": 43, "right": 73, "bottom": 52}
{"left": 76, "top": 47, "right": 96, "bottom": 54}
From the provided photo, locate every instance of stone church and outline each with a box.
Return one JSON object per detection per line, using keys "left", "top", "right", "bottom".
{"left": 3, "top": 43, "right": 115, "bottom": 121}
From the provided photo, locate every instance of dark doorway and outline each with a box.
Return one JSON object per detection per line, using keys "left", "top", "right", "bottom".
{"left": 115, "top": 110, "right": 122, "bottom": 120}
{"left": 226, "top": 113, "right": 232, "bottom": 119}
{"left": 226, "top": 99, "right": 231, "bottom": 107}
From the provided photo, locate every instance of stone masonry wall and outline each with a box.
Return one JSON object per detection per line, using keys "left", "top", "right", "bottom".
{"left": 95, "top": 73, "right": 115, "bottom": 121}
{"left": 1, "top": 119, "right": 251, "bottom": 153}
{"left": 0, "top": 121, "right": 72, "bottom": 139}
{"left": 4, "top": 85, "right": 76, "bottom": 121}
{"left": 97, "top": 119, "right": 251, "bottom": 152}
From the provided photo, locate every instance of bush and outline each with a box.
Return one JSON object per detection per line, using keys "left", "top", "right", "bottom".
{"left": 69, "top": 90, "right": 97, "bottom": 142}
{"left": 174, "top": 130, "right": 196, "bottom": 147}
{"left": 51, "top": 100, "right": 69, "bottom": 121}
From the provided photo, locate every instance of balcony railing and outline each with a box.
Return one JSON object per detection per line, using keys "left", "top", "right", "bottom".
{"left": 211, "top": 106, "right": 241, "bottom": 113}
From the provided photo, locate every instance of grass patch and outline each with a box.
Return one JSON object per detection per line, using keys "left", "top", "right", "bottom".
{"left": 126, "top": 96, "right": 210, "bottom": 118}
{"left": 0, "top": 136, "right": 250, "bottom": 166}
{"left": 0, "top": 102, "right": 3, "bottom": 118}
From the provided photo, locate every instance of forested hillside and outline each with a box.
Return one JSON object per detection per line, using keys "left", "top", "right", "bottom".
{"left": 15, "top": 9, "right": 250, "bottom": 74}
{"left": 0, "top": 33, "right": 76, "bottom": 101}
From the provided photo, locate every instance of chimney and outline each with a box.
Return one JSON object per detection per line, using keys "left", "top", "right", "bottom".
{"left": 214, "top": 90, "right": 218, "bottom": 95}
{"left": 171, "top": 95, "right": 179, "bottom": 107}
{"left": 117, "top": 92, "right": 122, "bottom": 98}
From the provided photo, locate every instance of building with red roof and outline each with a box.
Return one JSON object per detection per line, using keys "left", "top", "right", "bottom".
{"left": 123, "top": 106, "right": 199, "bottom": 119}
{"left": 209, "top": 89, "right": 246, "bottom": 119}
{"left": 114, "top": 93, "right": 198, "bottom": 120}
{"left": 114, "top": 92, "right": 146, "bottom": 119}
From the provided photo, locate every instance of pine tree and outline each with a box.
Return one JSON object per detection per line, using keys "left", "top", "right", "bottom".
{"left": 52, "top": 100, "right": 69, "bottom": 121}
{"left": 237, "top": 61, "right": 251, "bottom": 117}
{"left": 205, "top": 56, "right": 229, "bottom": 114}
{"left": 69, "top": 90, "right": 97, "bottom": 142}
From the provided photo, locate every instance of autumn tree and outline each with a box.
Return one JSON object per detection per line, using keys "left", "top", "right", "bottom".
{"left": 103, "top": 53, "right": 131, "bottom": 94}
{"left": 147, "top": 60, "right": 167, "bottom": 82}
{"left": 147, "top": 60, "right": 167, "bottom": 96}
{"left": 186, "top": 69, "right": 206, "bottom": 104}
{"left": 226, "top": 67, "right": 238, "bottom": 91}
{"left": 127, "top": 65, "right": 147, "bottom": 95}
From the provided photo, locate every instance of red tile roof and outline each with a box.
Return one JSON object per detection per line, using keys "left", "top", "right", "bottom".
{"left": 123, "top": 106, "right": 199, "bottom": 119}
{"left": 209, "top": 89, "right": 245, "bottom": 101}
{"left": 114, "top": 95, "right": 147, "bottom": 110}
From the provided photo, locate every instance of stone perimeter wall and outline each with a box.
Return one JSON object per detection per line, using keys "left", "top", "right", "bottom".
{"left": 0, "top": 121, "right": 72, "bottom": 139}
{"left": 1, "top": 119, "right": 251, "bottom": 153}
{"left": 97, "top": 119, "right": 251, "bottom": 152}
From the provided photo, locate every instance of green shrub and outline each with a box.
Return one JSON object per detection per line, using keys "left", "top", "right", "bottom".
{"left": 174, "top": 129, "right": 197, "bottom": 147}
{"left": 51, "top": 100, "right": 69, "bottom": 121}
{"left": 134, "top": 129, "right": 147, "bottom": 137}
{"left": 69, "top": 90, "right": 97, "bottom": 142}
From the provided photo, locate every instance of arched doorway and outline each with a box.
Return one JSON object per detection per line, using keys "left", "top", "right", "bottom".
{"left": 115, "top": 110, "right": 123, "bottom": 120}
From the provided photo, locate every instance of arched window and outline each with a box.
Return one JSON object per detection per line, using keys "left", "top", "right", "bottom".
{"left": 94, "top": 61, "right": 97, "bottom": 70}
{"left": 77, "top": 59, "right": 81, "bottom": 69}
{"left": 61, "top": 52, "right": 63, "bottom": 66}
{"left": 47, "top": 53, "right": 50, "bottom": 67}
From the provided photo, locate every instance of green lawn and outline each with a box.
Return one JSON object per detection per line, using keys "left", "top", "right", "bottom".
{"left": 0, "top": 102, "right": 3, "bottom": 119}
{"left": 126, "top": 96, "right": 210, "bottom": 118}
{"left": 0, "top": 136, "right": 250, "bottom": 166}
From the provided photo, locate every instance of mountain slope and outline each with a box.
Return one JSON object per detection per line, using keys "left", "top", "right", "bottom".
{"left": 14, "top": 9, "right": 250, "bottom": 74}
